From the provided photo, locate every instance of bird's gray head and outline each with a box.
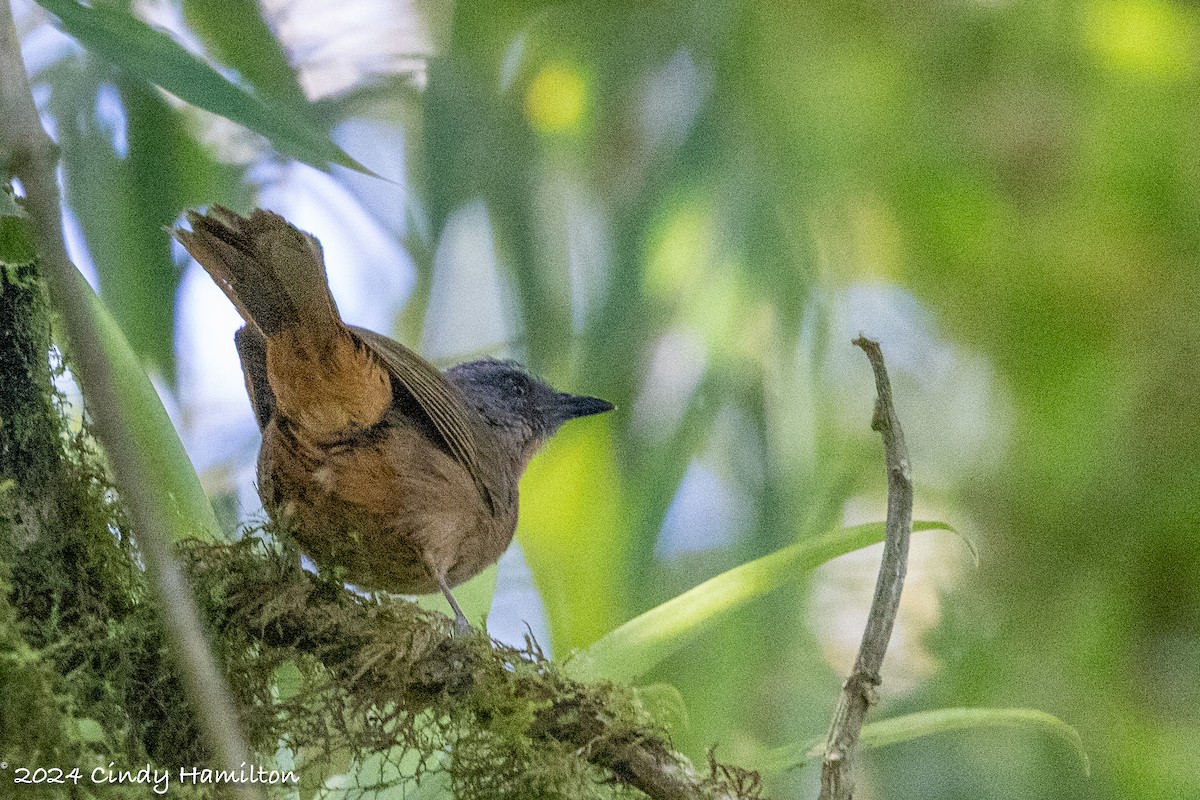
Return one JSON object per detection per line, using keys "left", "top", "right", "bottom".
{"left": 446, "top": 358, "right": 613, "bottom": 466}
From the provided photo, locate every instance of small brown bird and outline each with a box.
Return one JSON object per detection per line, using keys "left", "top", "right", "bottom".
{"left": 173, "top": 207, "right": 612, "bottom": 632}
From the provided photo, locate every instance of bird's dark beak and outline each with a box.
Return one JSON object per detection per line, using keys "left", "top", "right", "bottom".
{"left": 556, "top": 393, "right": 614, "bottom": 423}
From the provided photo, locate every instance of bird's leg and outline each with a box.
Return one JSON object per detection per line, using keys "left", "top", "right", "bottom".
{"left": 435, "top": 572, "right": 472, "bottom": 636}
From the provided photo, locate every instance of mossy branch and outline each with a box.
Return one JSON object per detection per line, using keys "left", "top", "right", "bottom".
{"left": 182, "top": 538, "right": 763, "bottom": 800}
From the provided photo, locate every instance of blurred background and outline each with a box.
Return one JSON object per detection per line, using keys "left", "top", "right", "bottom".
{"left": 12, "top": 0, "right": 1200, "bottom": 797}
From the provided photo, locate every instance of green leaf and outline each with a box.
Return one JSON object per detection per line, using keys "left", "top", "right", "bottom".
{"left": 758, "top": 707, "right": 1090, "bottom": 777}
{"left": 52, "top": 69, "right": 246, "bottom": 378}
{"left": 518, "top": 422, "right": 629, "bottom": 652}
{"left": 565, "top": 520, "right": 956, "bottom": 682}
{"left": 4, "top": 197, "right": 211, "bottom": 549}
{"left": 181, "top": 0, "right": 311, "bottom": 114}
{"left": 34, "top": 0, "right": 367, "bottom": 173}
{"left": 72, "top": 266, "right": 223, "bottom": 542}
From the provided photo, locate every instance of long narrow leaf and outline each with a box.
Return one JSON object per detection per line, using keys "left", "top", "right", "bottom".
{"left": 565, "top": 520, "right": 956, "bottom": 682}
{"left": 77, "top": 265, "right": 223, "bottom": 542}
{"left": 758, "top": 707, "right": 1090, "bottom": 777}
{"left": 181, "top": 0, "right": 311, "bottom": 114}
{"left": 34, "top": 0, "right": 366, "bottom": 173}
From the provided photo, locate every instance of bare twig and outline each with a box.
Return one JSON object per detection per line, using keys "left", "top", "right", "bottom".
{"left": 818, "top": 337, "right": 914, "bottom": 800}
{"left": 0, "top": 5, "right": 263, "bottom": 797}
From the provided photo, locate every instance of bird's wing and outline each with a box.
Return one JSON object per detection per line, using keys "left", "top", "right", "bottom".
{"left": 234, "top": 325, "right": 275, "bottom": 431}
{"left": 348, "top": 325, "right": 500, "bottom": 513}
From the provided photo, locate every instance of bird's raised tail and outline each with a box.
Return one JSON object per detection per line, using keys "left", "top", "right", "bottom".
{"left": 174, "top": 207, "right": 393, "bottom": 438}
{"left": 172, "top": 206, "right": 343, "bottom": 344}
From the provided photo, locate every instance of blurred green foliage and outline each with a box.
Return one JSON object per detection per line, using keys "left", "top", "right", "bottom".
{"left": 18, "top": 0, "right": 1200, "bottom": 797}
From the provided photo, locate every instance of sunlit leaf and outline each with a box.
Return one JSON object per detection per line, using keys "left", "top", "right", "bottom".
{"left": 565, "top": 520, "right": 955, "bottom": 682}
{"left": 519, "top": 419, "right": 628, "bottom": 653}
{"left": 757, "top": 707, "right": 1090, "bottom": 777}
{"left": 34, "top": 0, "right": 365, "bottom": 172}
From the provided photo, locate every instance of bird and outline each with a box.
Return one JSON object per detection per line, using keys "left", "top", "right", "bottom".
{"left": 172, "top": 206, "right": 613, "bottom": 633}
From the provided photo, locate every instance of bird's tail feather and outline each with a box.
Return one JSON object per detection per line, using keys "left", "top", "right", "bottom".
{"left": 173, "top": 206, "right": 343, "bottom": 344}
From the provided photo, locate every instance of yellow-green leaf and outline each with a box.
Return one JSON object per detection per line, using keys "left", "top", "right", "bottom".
{"left": 565, "top": 520, "right": 956, "bottom": 682}
{"left": 757, "top": 707, "right": 1090, "bottom": 777}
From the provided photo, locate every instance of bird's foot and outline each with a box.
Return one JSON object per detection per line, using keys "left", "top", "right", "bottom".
{"left": 435, "top": 573, "right": 475, "bottom": 637}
